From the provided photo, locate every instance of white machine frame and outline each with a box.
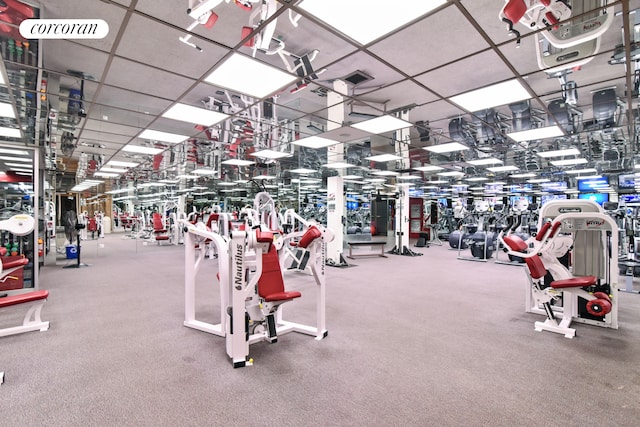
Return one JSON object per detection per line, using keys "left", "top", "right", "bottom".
{"left": 183, "top": 216, "right": 330, "bottom": 368}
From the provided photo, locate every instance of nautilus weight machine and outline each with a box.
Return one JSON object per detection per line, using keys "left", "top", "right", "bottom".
{"left": 183, "top": 219, "right": 331, "bottom": 367}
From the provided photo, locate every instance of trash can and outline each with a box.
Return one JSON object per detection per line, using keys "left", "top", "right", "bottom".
{"left": 66, "top": 245, "right": 78, "bottom": 259}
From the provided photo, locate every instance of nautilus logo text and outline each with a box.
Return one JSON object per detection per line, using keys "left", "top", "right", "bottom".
{"left": 19, "top": 19, "right": 109, "bottom": 39}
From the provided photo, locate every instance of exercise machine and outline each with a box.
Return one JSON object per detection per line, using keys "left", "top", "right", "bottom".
{"left": 0, "top": 214, "right": 50, "bottom": 384}
{"left": 182, "top": 211, "right": 333, "bottom": 367}
{"left": 502, "top": 199, "right": 619, "bottom": 337}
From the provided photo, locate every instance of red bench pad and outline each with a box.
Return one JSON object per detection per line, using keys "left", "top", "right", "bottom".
{"left": 2, "top": 257, "right": 29, "bottom": 269}
{"left": 0, "top": 290, "right": 48, "bottom": 308}
{"left": 551, "top": 276, "right": 598, "bottom": 289}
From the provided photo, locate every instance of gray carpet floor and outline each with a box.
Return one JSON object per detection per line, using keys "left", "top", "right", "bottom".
{"left": 2, "top": 232, "right": 639, "bottom": 427}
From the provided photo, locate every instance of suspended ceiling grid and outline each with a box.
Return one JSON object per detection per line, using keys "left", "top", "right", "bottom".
{"left": 6, "top": 0, "right": 640, "bottom": 193}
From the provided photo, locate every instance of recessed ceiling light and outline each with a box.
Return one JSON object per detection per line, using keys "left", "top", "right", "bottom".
{"left": 0, "top": 102, "right": 15, "bottom": 118}
{"left": 253, "top": 174, "right": 276, "bottom": 180}
{"left": 437, "top": 171, "right": 465, "bottom": 177}
{"left": 449, "top": 79, "right": 531, "bottom": 111}
{"left": 139, "top": 129, "right": 189, "bottom": 144}
{"left": 250, "top": 149, "right": 292, "bottom": 159}
{"left": 100, "top": 167, "right": 128, "bottom": 173}
{"left": 364, "top": 178, "right": 386, "bottom": 183}
{"left": 486, "top": 165, "right": 519, "bottom": 172}
{"left": 322, "top": 162, "right": 353, "bottom": 169}
{"left": 0, "top": 148, "right": 28, "bottom": 155}
{"left": 298, "top": 0, "right": 447, "bottom": 45}
{"left": 0, "top": 127, "right": 22, "bottom": 138}
{"left": 192, "top": 168, "right": 217, "bottom": 175}
{"left": 350, "top": 115, "right": 412, "bottom": 134}
{"left": 550, "top": 158, "right": 588, "bottom": 166}
{"left": 397, "top": 175, "right": 420, "bottom": 180}
{"left": 290, "top": 168, "right": 317, "bottom": 174}
{"left": 423, "top": 142, "right": 469, "bottom": 153}
{"left": 205, "top": 53, "right": 298, "bottom": 98}
{"left": 467, "top": 158, "right": 503, "bottom": 166}
{"left": 564, "top": 168, "right": 598, "bottom": 174}
{"left": 162, "top": 103, "right": 228, "bottom": 126}
{"left": 510, "top": 172, "right": 537, "bottom": 178}
{"left": 107, "top": 160, "right": 139, "bottom": 168}
{"left": 292, "top": 136, "right": 341, "bottom": 148}
{"left": 413, "top": 165, "right": 444, "bottom": 172}
{"left": 372, "top": 170, "right": 399, "bottom": 176}
{"left": 465, "top": 177, "right": 489, "bottom": 181}
{"left": 93, "top": 172, "right": 119, "bottom": 178}
{"left": 536, "top": 147, "right": 580, "bottom": 158}
{"left": 506, "top": 125, "right": 564, "bottom": 142}
{"left": 526, "top": 178, "right": 550, "bottom": 183}
{"left": 221, "top": 159, "right": 254, "bottom": 166}
{"left": 365, "top": 154, "right": 402, "bottom": 162}
{"left": 122, "top": 145, "right": 164, "bottom": 155}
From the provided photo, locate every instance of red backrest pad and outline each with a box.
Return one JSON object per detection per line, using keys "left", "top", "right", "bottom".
{"left": 525, "top": 255, "right": 547, "bottom": 280}
{"left": 503, "top": 0, "right": 527, "bottom": 23}
{"left": 152, "top": 213, "right": 164, "bottom": 230}
{"left": 502, "top": 234, "right": 528, "bottom": 252}
{"left": 258, "top": 245, "right": 285, "bottom": 299}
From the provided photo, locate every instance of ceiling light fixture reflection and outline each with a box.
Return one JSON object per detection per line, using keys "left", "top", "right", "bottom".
{"left": 413, "top": 165, "right": 443, "bottom": 172}
{"left": 298, "top": 0, "right": 447, "bottom": 45}
{"left": 350, "top": 115, "right": 412, "bottom": 134}
{"left": 162, "top": 103, "right": 228, "bottom": 126}
{"left": 122, "top": 145, "right": 164, "bottom": 155}
{"left": 365, "top": 154, "right": 402, "bottom": 162}
{"left": 204, "top": 53, "right": 297, "bottom": 98}
{"left": 536, "top": 147, "right": 580, "bottom": 158}
{"left": 138, "top": 129, "right": 189, "bottom": 144}
{"left": 0, "top": 127, "right": 22, "bottom": 138}
{"left": 221, "top": 159, "right": 254, "bottom": 166}
{"left": 506, "top": 125, "right": 564, "bottom": 142}
{"left": 550, "top": 158, "right": 588, "bottom": 166}
{"left": 486, "top": 165, "right": 519, "bottom": 172}
{"left": 250, "top": 149, "right": 292, "bottom": 159}
{"left": 292, "top": 136, "right": 340, "bottom": 149}
{"left": 467, "top": 158, "right": 503, "bottom": 166}
{"left": 449, "top": 79, "right": 531, "bottom": 111}
{"left": 423, "top": 142, "right": 469, "bottom": 153}
{"left": 107, "top": 160, "right": 139, "bottom": 168}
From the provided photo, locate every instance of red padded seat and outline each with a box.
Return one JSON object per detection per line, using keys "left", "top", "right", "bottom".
{"left": 258, "top": 245, "right": 301, "bottom": 302}
{"left": 550, "top": 276, "right": 598, "bottom": 289}
{"left": 0, "top": 290, "right": 48, "bottom": 308}
{"left": 2, "top": 257, "right": 28, "bottom": 269}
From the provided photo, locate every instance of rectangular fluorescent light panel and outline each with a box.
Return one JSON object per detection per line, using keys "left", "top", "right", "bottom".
{"left": 205, "top": 53, "right": 297, "bottom": 98}
{"left": 486, "top": 165, "right": 519, "bottom": 172}
{"left": 0, "top": 156, "right": 31, "bottom": 162}
{"left": 0, "top": 102, "right": 15, "bottom": 118}
{"left": 550, "top": 158, "right": 588, "bottom": 166}
{"left": 122, "top": 145, "right": 164, "bottom": 155}
{"left": 350, "top": 115, "right": 412, "bottom": 134}
{"left": 510, "top": 172, "right": 537, "bottom": 178}
{"left": 437, "top": 171, "right": 465, "bottom": 177}
{"left": 465, "top": 177, "right": 489, "bottom": 181}
{"left": 250, "top": 149, "right": 291, "bottom": 159}
{"left": 107, "top": 160, "right": 139, "bottom": 167}
{"left": 298, "top": 0, "right": 447, "bottom": 45}
{"left": 192, "top": 168, "right": 217, "bottom": 175}
{"left": 365, "top": 154, "right": 402, "bottom": 162}
{"left": 467, "top": 158, "right": 503, "bottom": 166}
{"left": 536, "top": 147, "right": 580, "bottom": 158}
{"left": 449, "top": 79, "right": 531, "bottom": 111}
{"left": 221, "top": 159, "right": 254, "bottom": 166}
{"left": 162, "top": 103, "right": 228, "bottom": 126}
{"left": 0, "top": 127, "right": 22, "bottom": 138}
{"left": 322, "top": 162, "right": 353, "bottom": 169}
{"left": 93, "top": 172, "right": 119, "bottom": 178}
{"left": 372, "top": 171, "right": 399, "bottom": 176}
{"left": 139, "top": 129, "right": 188, "bottom": 144}
{"left": 506, "top": 125, "right": 564, "bottom": 142}
{"left": 413, "top": 165, "right": 443, "bottom": 172}
{"left": 292, "top": 136, "right": 340, "bottom": 149}
{"left": 423, "top": 142, "right": 469, "bottom": 153}
{"left": 290, "top": 168, "right": 317, "bottom": 174}
{"left": 397, "top": 175, "right": 421, "bottom": 180}
{"left": 0, "top": 148, "right": 28, "bottom": 155}
{"left": 565, "top": 168, "right": 598, "bottom": 174}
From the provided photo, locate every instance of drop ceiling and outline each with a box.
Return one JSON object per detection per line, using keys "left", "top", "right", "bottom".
{"left": 2, "top": 0, "right": 639, "bottom": 197}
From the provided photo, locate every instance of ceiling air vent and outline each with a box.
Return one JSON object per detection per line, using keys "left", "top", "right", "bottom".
{"left": 343, "top": 70, "right": 374, "bottom": 86}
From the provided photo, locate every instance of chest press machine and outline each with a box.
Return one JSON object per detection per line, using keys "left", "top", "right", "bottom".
{"left": 183, "top": 217, "right": 332, "bottom": 368}
{"left": 500, "top": 200, "right": 618, "bottom": 338}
